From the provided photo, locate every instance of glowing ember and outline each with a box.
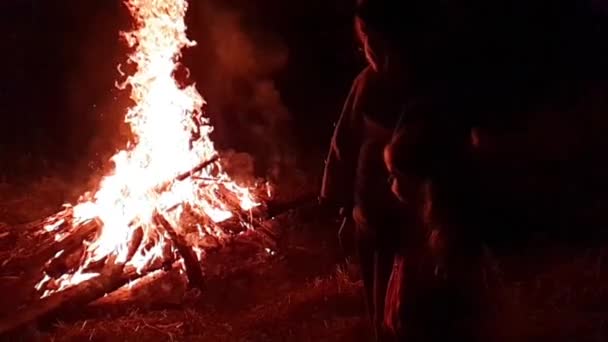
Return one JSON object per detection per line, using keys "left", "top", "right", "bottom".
{"left": 36, "top": 0, "right": 259, "bottom": 295}
{"left": 44, "top": 219, "right": 65, "bottom": 233}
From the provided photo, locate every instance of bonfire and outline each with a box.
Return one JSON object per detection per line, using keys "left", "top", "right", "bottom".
{"left": 0, "top": 0, "right": 293, "bottom": 334}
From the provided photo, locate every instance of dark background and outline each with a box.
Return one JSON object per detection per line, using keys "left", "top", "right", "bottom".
{"left": 0, "top": 0, "right": 363, "bottom": 183}
{"left": 3, "top": 0, "right": 608, "bottom": 187}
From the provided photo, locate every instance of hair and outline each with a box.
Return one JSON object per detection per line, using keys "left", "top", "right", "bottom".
{"left": 354, "top": 0, "right": 460, "bottom": 62}
{"left": 355, "top": 0, "right": 407, "bottom": 42}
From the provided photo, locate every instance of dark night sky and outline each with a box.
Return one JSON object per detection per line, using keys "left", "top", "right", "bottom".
{"left": 0, "top": 0, "right": 362, "bottom": 178}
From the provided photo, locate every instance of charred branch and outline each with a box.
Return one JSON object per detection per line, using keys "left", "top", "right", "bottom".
{"left": 43, "top": 244, "right": 86, "bottom": 279}
{"left": 175, "top": 155, "right": 219, "bottom": 181}
{"left": 153, "top": 213, "right": 205, "bottom": 290}
{"left": 154, "top": 155, "right": 220, "bottom": 195}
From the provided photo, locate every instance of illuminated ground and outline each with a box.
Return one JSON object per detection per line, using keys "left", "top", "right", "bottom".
{"left": 2, "top": 165, "right": 608, "bottom": 341}
{"left": 0, "top": 165, "right": 370, "bottom": 342}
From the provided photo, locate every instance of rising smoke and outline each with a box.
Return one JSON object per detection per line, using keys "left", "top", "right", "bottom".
{"left": 187, "top": 1, "right": 295, "bottom": 185}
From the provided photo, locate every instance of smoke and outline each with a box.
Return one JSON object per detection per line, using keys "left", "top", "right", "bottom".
{"left": 189, "top": 1, "right": 295, "bottom": 183}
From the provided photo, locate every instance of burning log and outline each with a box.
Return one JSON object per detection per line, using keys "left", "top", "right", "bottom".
{"left": 44, "top": 245, "right": 86, "bottom": 279}
{"left": 0, "top": 227, "right": 153, "bottom": 336}
{"left": 0, "top": 259, "right": 177, "bottom": 336}
{"left": 175, "top": 155, "right": 219, "bottom": 181}
{"left": 44, "top": 222, "right": 135, "bottom": 280}
{"left": 153, "top": 213, "right": 205, "bottom": 290}
{"left": 3, "top": 219, "right": 101, "bottom": 274}
{"left": 35, "top": 223, "right": 145, "bottom": 298}
{"left": 93, "top": 264, "right": 186, "bottom": 308}
{"left": 12, "top": 207, "right": 73, "bottom": 236}
{"left": 156, "top": 155, "right": 220, "bottom": 195}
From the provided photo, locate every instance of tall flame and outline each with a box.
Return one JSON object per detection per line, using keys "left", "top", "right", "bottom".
{"left": 37, "top": 0, "right": 259, "bottom": 295}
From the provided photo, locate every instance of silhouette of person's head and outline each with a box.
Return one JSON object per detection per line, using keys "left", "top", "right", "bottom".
{"left": 354, "top": 0, "right": 459, "bottom": 73}
{"left": 354, "top": 0, "right": 408, "bottom": 71}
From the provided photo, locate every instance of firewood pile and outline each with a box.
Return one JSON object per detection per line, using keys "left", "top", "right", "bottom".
{"left": 0, "top": 183, "right": 318, "bottom": 336}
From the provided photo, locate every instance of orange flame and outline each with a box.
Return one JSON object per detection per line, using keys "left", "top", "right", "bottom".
{"left": 37, "top": 0, "right": 259, "bottom": 295}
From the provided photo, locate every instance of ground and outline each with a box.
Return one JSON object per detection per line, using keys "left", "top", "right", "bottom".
{"left": 18, "top": 224, "right": 369, "bottom": 342}
{"left": 2, "top": 167, "right": 608, "bottom": 341}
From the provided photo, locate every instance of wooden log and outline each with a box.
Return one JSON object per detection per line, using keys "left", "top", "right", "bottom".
{"left": 0, "top": 256, "right": 123, "bottom": 336}
{"left": 13, "top": 206, "right": 73, "bottom": 235}
{"left": 0, "top": 258, "right": 175, "bottom": 336}
{"left": 0, "top": 229, "right": 149, "bottom": 337}
{"left": 175, "top": 155, "right": 219, "bottom": 181}
{"left": 36, "top": 223, "right": 145, "bottom": 299}
{"left": 44, "top": 244, "right": 86, "bottom": 278}
{"left": 3, "top": 219, "right": 101, "bottom": 273}
{"left": 154, "top": 213, "right": 205, "bottom": 290}
{"left": 156, "top": 155, "right": 219, "bottom": 194}
{"left": 92, "top": 262, "right": 185, "bottom": 308}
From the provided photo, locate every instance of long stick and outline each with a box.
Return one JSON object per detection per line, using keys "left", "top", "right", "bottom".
{"left": 175, "top": 155, "right": 219, "bottom": 181}
{"left": 155, "top": 155, "right": 219, "bottom": 194}
{"left": 154, "top": 213, "right": 205, "bottom": 290}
